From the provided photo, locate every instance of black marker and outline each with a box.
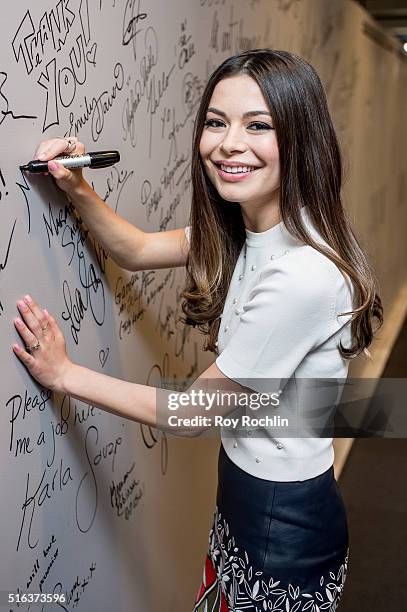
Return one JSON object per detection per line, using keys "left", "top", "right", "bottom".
{"left": 20, "top": 150, "right": 120, "bottom": 173}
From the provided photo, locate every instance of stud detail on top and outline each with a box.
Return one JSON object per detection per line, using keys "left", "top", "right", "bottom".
{"left": 284, "top": 249, "right": 290, "bottom": 255}
{"left": 238, "top": 274, "right": 244, "bottom": 281}
{"left": 235, "top": 308, "right": 242, "bottom": 316}
{"left": 255, "top": 457, "right": 261, "bottom": 463}
{"left": 276, "top": 443, "right": 284, "bottom": 450}
{"left": 233, "top": 441, "right": 238, "bottom": 448}
{"left": 233, "top": 298, "right": 238, "bottom": 304}
{"left": 251, "top": 265, "right": 256, "bottom": 271}
{"left": 270, "top": 254, "right": 276, "bottom": 260}
{"left": 224, "top": 326, "right": 229, "bottom": 332}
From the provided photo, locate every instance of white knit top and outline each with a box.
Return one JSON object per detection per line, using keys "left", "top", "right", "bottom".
{"left": 184, "top": 205, "right": 355, "bottom": 481}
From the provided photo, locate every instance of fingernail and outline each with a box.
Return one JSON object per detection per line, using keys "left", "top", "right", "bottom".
{"left": 18, "top": 300, "right": 27, "bottom": 309}
{"left": 24, "top": 294, "right": 32, "bottom": 303}
{"left": 38, "top": 153, "right": 47, "bottom": 160}
{"left": 48, "top": 161, "right": 58, "bottom": 171}
{"left": 44, "top": 309, "right": 49, "bottom": 316}
{"left": 15, "top": 318, "right": 23, "bottom": 325}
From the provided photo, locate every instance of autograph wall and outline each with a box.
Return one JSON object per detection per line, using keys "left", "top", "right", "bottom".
{"left": 1, "top": 1, "right": 405, "bottom": 611}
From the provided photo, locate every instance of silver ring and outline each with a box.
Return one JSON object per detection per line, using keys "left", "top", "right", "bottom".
{"left": 41, "top": 322, "right": 50, "bottom": 332}
{"left": 26, "top": 341, "right": 40, "bottom": 353}
{"left": 64, "top": 138, "right": 76, "bottom": 153}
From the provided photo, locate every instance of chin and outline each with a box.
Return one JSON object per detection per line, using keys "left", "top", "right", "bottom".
{"left": 218, "top": 185, "right": 256, "bottom": 197}
{"left": 219, "top": 195, "right": 241, "bottom": 203}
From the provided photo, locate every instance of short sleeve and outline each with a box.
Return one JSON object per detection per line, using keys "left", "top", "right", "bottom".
{"left": 184, "top": 225, "right": 191, "bottom": 244}
{"left": 215, "top": 254, "right": 338, "bottom": 394}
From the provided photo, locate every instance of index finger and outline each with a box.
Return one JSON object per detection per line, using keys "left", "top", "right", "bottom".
{"left": 33, "top": 138, "right": 61, "bottom": 160}
{"left": 34, "top": 137, "right": 78, "bottom": 160}
{"left": 21, "top": 294, "right": 48, "bottom": 328}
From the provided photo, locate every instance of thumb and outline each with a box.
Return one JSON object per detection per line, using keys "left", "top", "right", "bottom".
{"left": 48, "top": 160, "right": 71, "bottom": 180}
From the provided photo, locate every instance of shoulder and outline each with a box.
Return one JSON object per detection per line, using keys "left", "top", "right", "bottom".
{"left": 257, "top": 244, "right": 341, "bottom": 302}
{"left": 246, "top": 244, "right": 354, "bottom": 343}
{"left": 253, "top": 243, "right": 355, "bottom": 330}
{"left": 241, "top": 246, "right": 337, "bottom": 342}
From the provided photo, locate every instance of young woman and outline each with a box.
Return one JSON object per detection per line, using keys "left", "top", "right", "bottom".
{"left": 12, "top": 49, "right": 382, "bottom": 611}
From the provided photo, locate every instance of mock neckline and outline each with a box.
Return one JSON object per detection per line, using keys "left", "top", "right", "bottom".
{"left": 245, "top": 205, "right": 314, "bottom": 249}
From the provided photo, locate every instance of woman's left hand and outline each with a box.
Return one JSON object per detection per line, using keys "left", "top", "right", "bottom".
{"left": 12, "top": 295, "right": 73, "bottom": 392}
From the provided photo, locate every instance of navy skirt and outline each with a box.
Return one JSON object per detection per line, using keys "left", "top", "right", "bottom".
{"left": 194, "top": 443, "right": 349, "bottom": 612}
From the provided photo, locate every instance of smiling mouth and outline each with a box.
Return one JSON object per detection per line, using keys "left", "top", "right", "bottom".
{"left": 213, "top": 162, "right": 261, "bottom": 175}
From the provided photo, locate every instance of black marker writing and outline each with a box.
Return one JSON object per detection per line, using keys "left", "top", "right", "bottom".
{"left": 99, "top": 348, "right": 109, "bottom": 368}
{"left": 200, "top": 0, "right": 226, "bottom": 6}
{"left": 0, "top": 71, "right": 37, "bottom": 126}
{"left": 68, "top": 61, "right": 124, "bottom": 141}
{"left": 16, "top": 458, "right": 73, "bottom": 552}
{"left": 42, "top": 201, "right": 106, "bottom": 344}
{"left": 121, "top": 26, "right": 158, "bottom": 148}
{"left": 76, "top": 425, "right": 122, "bottom": 533}
{"left": 61, "top": 266, "right": 105, "bottom": 345}
{"left": 20, "top": 0, "right": 95, "bottom": 131}
{"left": 0, "top": 167, "right": 8, "bottom": 201}
{"left": 0, "top": 219, "right": 17, "bottom": 272}
{"left": 146, "top": 63, "right": 175, "bottom": 156}
{"left": 208, "top": 5, "right": 261, "bottom": 55}
{"left": 7, "top": 389, "right": 52, "bottom": 456}
{"left": 91, "top": 239, "right": 109, "bottom": 274}
{"left": 109, "top": 462, "right": 144, "bottom": 520}
{"left": 122, "top": 0, "right": 148, "bottom": 60}
{"left": 51, "top": 562, "right": 96, "bottom": 609}
{"left": 178, "top": 19, "right": 195, "bottom": 70}
{"left": 16, "top": 169, "right": 32, "bottom": 233}
{"left": 98, "top": 165, "right": 134, "bottom": 212}
{"left": 12, "top": 5, "right": 76, "bottom": 74}
{"left": 38, "top": 36, "right": 97, "bottom": 132}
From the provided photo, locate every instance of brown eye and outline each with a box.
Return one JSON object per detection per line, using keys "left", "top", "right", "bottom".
{"left": 204, "top": 119, "right": 225, "bottom": 128}
{"left": 248, "top": 122, "right": 273, "bottom": 131}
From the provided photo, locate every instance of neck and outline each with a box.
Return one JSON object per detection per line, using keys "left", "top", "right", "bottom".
{"left": 241, "top": 202, "right": 281, "bottom": 233}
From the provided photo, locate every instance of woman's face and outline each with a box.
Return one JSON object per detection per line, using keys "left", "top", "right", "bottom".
{"left": 199, "top": 74, "right": 280, "bottom": 216}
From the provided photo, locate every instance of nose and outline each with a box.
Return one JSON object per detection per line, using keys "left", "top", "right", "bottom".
{"left": 220, "top": 125, "right": 248, "bottom": 155}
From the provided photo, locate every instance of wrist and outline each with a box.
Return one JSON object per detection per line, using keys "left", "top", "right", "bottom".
{"left": 58, "top": 360, "right": 80, "bottom": 395}
{"left": 65, "top": 178, "right": 93, "bottom": 202}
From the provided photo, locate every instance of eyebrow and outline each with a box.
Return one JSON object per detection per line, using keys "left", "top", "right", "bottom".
{"left": 207, "top": 107, "right": 271, "bottom": 118}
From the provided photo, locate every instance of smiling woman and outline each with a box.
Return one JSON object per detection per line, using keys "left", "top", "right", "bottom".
{"left": 200, "top": 83, "right": 279, "bottom": 197}
{"left": 180, "top": 48, "right": 383, "bottom": 612}
{"left": 13, "top": 48, "right": 383, "bottom": 612}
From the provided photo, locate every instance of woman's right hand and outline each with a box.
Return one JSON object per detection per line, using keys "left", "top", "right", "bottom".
{"left": 33, "top": 136, "right": 88, "bottom": 196}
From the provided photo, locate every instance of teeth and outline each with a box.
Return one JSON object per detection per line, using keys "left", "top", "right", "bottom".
{"left": 220, "top": 164, "right": 255, "bottom": 174}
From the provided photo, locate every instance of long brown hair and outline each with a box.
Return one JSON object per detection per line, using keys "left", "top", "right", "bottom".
{"left": 180, "top": 49, "right": 383, "bottom": 359}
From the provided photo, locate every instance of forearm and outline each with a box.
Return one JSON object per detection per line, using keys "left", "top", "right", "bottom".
{"left": 67, "top": 180, "right": 145, "bottom": 271}
{"left": 60, "top": 363, "right": 203, "bottom": 437}
{"left": 61, "top": 362, "right": 156, "bottom": 424}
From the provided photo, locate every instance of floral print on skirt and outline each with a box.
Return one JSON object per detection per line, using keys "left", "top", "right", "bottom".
{"left": 193, "top": 444, "right": 349, "bottom": 612}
